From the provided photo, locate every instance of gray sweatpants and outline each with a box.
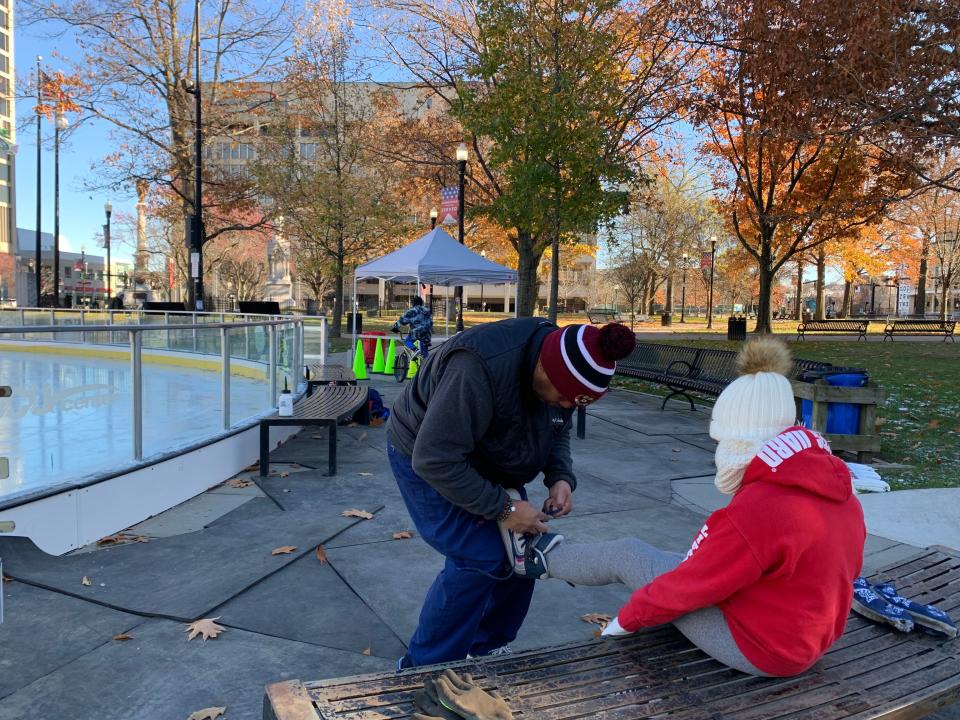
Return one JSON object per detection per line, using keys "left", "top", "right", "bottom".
{"left": 547, "top": 538, "right": 769, "bottom": 676}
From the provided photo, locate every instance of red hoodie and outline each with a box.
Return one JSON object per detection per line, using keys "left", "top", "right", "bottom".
{"left": 618, "top": 426, "right": 866, "bottom": 676}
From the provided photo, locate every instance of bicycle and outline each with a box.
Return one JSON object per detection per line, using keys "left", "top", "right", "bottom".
{"left": 392, "top": 329, "right": 428, "bottom": 383}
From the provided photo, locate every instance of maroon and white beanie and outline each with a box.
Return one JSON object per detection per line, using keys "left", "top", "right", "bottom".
{"left": 539, "top": 323, "right": 636, "bottom": 406}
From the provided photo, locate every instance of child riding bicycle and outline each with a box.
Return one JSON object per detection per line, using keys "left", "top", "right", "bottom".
{"left": 391, "top": 296, "right": 433, "bottom": 358}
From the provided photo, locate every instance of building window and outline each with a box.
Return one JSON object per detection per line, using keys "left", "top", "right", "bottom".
{"left": 0, "top": 32, "right": 7, "bottom": 51}
{"left": 64, "top": 266, "right": 72, "bottom": 278}
{"left": 299, "top": 143, "right": 318, "bottom": 160}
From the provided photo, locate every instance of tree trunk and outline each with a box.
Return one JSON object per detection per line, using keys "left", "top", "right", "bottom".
{"left": 515, "top": 229, "right": 543, "bottom": 317}
{"left": 841, "top": 280, "right": 852, "bottom": 318}
{"left": 794, "top": 257, "right": 804, "bottom": 321}
{"left": 665, "top": 275, "right": 673, "bottom": 313}
{"left": 940, "top": 277, "right": 949, "bottom": 321}
{"left": 755, "top": 241, "right": 775, "bottom": 334}
{"left": 915, "top": 237, "right": 930, "bottom": 316}
{"left": 332, "top": 246, "right": 345, "bottom": 338}
{"left": 815, "top": 247, "right": 826, "bottom": 320}
{"left": 548, "top": 234, "right": 560, "bottom": 324}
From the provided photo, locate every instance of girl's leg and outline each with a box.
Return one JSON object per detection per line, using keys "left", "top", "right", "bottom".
{"left": 547, "top": 538, "right": 769, "bottom": 677}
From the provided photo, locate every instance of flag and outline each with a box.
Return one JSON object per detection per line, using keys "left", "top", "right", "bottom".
{"left": 102, "top": 224, "right": 109, "bottom": 249}
{"left": 700, "top": 252, "right": 713, "bottom": 269}
{"left": 440, "top": 186, "right": 459, "bottom": 225}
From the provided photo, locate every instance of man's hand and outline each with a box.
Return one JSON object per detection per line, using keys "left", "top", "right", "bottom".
{"left": 543, "top": 480, "right": 573, "bottom": 517}
{"left": 502, "top": 501, "right": 549, "bottom": 534}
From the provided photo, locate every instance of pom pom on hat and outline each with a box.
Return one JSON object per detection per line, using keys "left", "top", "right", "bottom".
{"left": 539, "top": 323, "right": 636, "bottom": 406}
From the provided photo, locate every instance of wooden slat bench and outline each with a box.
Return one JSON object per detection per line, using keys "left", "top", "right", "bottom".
{"left": 883, "top": 320, "right": 956, "bottom": 342}
{"left": 259, "top": 384, "right": 368, "bottom": 477}
{"left": 585, "top": 308, "right": 623, "bottom": 324}
{"left": 797, "top": 319, "right": 870, "bottom": 341}
{"left": 265, "top": 546, "right": 960, "bottom": 720}
{"left": 305, "top": 363, "right": 357, "bottom": 396}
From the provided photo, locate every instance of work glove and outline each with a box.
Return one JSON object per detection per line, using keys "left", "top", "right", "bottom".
{"left": 434, "top": 669, "right": 513, "bottom": 720}
{"left": 412, "top": 677, "right": 462, "bottom": 720}
{"left": 601, "top": 615, "right": 634, "bottom": 638}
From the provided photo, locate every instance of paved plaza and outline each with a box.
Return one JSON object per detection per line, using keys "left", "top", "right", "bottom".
{"left": 0, "top": 367, "right": 957, "bottom": 720}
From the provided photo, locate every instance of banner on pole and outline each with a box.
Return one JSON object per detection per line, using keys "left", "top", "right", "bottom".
{"left": 440, "top": 187, "right": 458, "bottom": 225}
{"left": 700, "top": 252, "right": 713, "bottom": 269}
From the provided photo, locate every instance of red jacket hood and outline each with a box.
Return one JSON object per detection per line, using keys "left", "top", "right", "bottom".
{"left": 741, "top": 427, "right": 852, "bottom": 502}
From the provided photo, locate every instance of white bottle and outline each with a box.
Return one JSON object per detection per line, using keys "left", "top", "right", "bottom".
{"left": 278, "top": 377, "right": 294, "bottom": 417}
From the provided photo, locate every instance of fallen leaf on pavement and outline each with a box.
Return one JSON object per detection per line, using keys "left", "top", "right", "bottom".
{"left": 362, "top": 647, "right": 372, "bottom": 656}
{"left": 187, "top": 707, "right": 226, "bottom": 720}
{"left": 358, "top": 472, "right": 373, "bottom": 477}
{"left": 316, "top": 545, "right": 328, "bottom": 564}
{"left": 97, "top": 532, "right": 149, "bottom": 546}
{"left": 81, "top": 576, "right": 92, "bottom": 586}
{"left": 581, "top": 613, "right": 612, "bottom": 628}
{"left": 113, "top": 633, "right": 134, "bottom": 641}
{"left": 186, "top": 618, "right": 226, "bottom": 641}
{"left": 1, "top": 574, "right": 11, "bottom": 584}
{"left": 342, "top": 509, "right": 374, "bottom": 520}
{"left": 272, "top": 546, "right": 297, "bottom": 555}
{"left": 311, "top": 433, "right": 324, "bottom": 439}
{"left": 226, "top": 478, "right": 254, "bottom": 489}
{"left": 671, "top": 448, "right": 681, "bottom": 453}
{"left": 393, "top": 531, "right": 414, "bottom": 540}
{"left": 243, "top": 462, "right": 260, "bottom": 472}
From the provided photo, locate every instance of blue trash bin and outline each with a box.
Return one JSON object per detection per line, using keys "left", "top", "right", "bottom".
{"left": 801, "top": 369, "right": 868, "bottom": 435}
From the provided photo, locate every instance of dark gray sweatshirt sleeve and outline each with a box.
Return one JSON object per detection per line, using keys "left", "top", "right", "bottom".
{"left": 542, "top": 425, "right": 577, "bottom": 491}
{"left": 410, "top": 351, "right": 509, "bottom": 519}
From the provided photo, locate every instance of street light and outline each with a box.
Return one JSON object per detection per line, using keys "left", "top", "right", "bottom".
{"left": 104, "top": 202, "right": 113, "bottom": 302}
{"left": 613, "top": 284, "right": 620, "bottom": 312}
{"left": 79, "top": 247, "right": 86, "bottom": 307}
{"left": 680, "top": 252, "right": 689, "bottom": 323}
{"left": 53, "top": 112, "right": 69, "bottom": 307}
{"left": 455, "top": 142, "right": 468, "bottom": 332}
{"left": 35, "top": 56, "right": 43, "bottom": 307}
{"left": 707, "top": 236, "right": 717, "bottom": 329}
{"left": 429, "top": 208, "right": 438, "bottom": 230}
{"left": 185, "top": 0, "right": 205, "bottom": 311}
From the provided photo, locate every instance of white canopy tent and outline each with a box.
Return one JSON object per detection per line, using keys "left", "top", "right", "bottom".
{"left": 353, "top": 227, "right": 518, "bottom": 337}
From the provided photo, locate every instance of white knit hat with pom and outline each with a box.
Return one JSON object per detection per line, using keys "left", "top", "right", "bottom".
{"left": 710, "top": 338, "right": 797, "bottom": 494}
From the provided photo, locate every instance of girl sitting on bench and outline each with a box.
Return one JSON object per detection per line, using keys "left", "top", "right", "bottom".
{"left": 511, "top": 338, "right": 867, "bottom": 677}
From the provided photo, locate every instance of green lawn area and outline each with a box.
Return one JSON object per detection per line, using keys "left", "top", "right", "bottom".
{"left": 612, "top": 339, "right": 960, "bottom": 491}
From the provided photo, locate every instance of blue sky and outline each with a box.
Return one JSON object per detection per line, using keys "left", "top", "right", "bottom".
{"left": 14, "top": 26, "right": 135, "bottom": 261}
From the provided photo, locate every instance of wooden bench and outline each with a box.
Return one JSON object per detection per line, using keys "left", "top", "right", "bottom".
{"left": 585, "top": 308, "right": 622, "bottom": 324}
{"left": 304, "top": 363, "right": 356, "bottom": 396}
{"left": 797, "top": 319, "right": 870, "bottom": 341}
{"left": 259, "top": 384, "right": 368, "bottom": 477}
{"left": 883, "top": 319, "right": 956, "bottom": 342}
{"left": 264, "top": 547, "right": 960, "bottom": 720}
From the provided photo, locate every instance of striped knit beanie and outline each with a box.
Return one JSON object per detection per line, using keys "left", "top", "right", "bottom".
{"left": 539, "top": 323, "right": 636, "bottom": 406}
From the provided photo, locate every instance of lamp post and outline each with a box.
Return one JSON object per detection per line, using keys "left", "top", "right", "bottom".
{"left": 104, "top": 202, "right": 113, "bottom": 301}
{"left": 185, "top": 0, "right": 205, "bottom": 311}
{"left": 53, "top": 111, "right": 69, "bottom": 307}
{"left": 35, "top": 56, "right": 43, "bottom": 307}
{"left": 480, "top": 250, "right": 486, "bottom": 310}
{"left": 455, "top": 142, "right": 468, "bottom": 332}
{"left": 680, "top": 253, "right": 688, "bottom": 323}
{"left": 613, "top": 284, "right": 620, "bottom": 313}
{"left": 429, "top": 208, "right": 438, "bottom": 230}
{"left": 707, "top": 236, "right": 717, "bottom": 329}
{"left": 79, "top": 248, "right": 86, "bottom": 306}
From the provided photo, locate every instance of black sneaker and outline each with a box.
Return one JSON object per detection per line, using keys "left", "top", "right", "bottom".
{"left": 517, "top": 532, "right": 563, "bottom": 579}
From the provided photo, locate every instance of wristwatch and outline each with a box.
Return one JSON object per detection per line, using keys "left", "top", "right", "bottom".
{"left": 496, "top": 496, "right": 516, "bottom": 522}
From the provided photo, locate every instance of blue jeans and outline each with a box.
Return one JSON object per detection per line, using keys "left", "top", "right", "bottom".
{"left": 404, "top": 336, "right": 430, "bottom": 358}
{"left": 388, "top": 443, "right": 535, "bottom": 667}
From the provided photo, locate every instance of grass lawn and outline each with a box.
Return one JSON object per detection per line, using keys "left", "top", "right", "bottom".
{"left": 613, "top": 339, "right": 960, "bottom": 491}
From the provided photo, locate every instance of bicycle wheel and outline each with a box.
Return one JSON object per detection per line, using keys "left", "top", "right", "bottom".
{"left": 394, "top": 353, "right": 409, "bottom": 382}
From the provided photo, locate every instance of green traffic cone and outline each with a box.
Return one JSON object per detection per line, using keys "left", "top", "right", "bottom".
{"left": 353, "top": 340, "right": 368, "bottom": 380}
{"left": 384, "top": 338, "right": 396, "bottom": 374}
{"left": 371, "top": 337, "right": 385, "bottom": 373}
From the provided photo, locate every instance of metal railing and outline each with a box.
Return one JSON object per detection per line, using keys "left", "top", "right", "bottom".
{"left": 0, "top": 312, "right": 313, "bottom": 462}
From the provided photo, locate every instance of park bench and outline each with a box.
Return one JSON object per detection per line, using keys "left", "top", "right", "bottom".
{"left": 575, "top": 342, "right": 830, "bottom": 439}
{"left": 304, "top": 363, "right": 356, "bottom": 396}
{"left": 797, "top": 319, "right": 870, "bottom": 341}
{"left": 259, "top": 384, "right": 368, "bottom": 477}
{"left": 585, "top": 308, "right": 623, "bottom": 324}
{"left": 264, "top": 546, "right": 960, "bottom": 720}
{"left": 883, "top": 319, "right": 956, "bottom": 342}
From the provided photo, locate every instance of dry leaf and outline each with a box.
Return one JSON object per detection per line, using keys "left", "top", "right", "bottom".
{"left": 581, "top": 613, "right": 612, "bottom": 628}
{"left": 279, "top": 472, "right": 289, "bottom": 478}
{"left": 1, "top": 574, "right": 11, "bottom": 584}
{"left": 271, "top": 546, "right": 297, "bottom": 555}
{"left": 226, "top": 478, "right": 253, "bottom": 489}
{"left": 362, "top": 647, "right": 372, "bottom": 656}
{"left": 187, "top": 707, "right": 226, "bottom": 720}
{"left": 929, "top": 419, "right": 941, "bottom": 429}
{"left": 357, "top": 472, "right": 374, "bottom": 477}
{"left": 186, "top": 618, "right": 226, "bottom": 641}
{"left": 315, "top": 545, "right": 328, "bottom": 564}
{"left": 81, "top": 576, "right": 92, "bottom": 586}
{"left": 341, "top": 509, "right": 374, "bottom": 520}
{"left": 113, "top": 633, "right": 134, "bottom": 641}
{"left": 311, "top": 433, "right": 324, "bottom": 439}
{"left": 392, "top": 531, "right": 414, "bottom": 540}
{"left": 671, "top": 448, "right": 681, "bottom": 453}
{"left": 243, "top": 462, "right": 260, "bottom": 472}
{"left": 592, "top": 629, "right": 603, "bottom": 639}
{"left": 97, "top": 532, "right": 149, "bottom": 546}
